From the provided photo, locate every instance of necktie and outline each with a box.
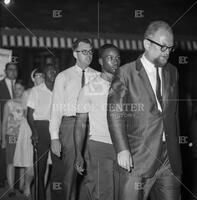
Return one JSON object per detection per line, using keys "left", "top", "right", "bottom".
{"left": 11, "top": 80, "right": 14, "bottom": 98}
{"left": 156, "top": 66, "right": 162, "bottom": 109}
{"left": 81, "top": 70, "right": 85, "bottom": 88}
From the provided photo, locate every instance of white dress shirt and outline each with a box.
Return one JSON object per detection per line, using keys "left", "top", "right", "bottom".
{"left": 77, "top": 75, "right": 112, "bottom": 144}
{"left": 5, "top": 78, "right": 15, "bottom": 98}
{"left": 49, "top": 65, "right": 99, "bottom": 140}
{"left": 27, "top": 83, "right": 52, "bottom": 120}
{"left": 141, "top": 54, "right": 162, "bottom": 112}
{"left": 141, "top": 54, "right": 166, "bottom": 141}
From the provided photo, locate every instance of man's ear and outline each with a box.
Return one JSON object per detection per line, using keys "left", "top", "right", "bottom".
{"left": 98, "top": 58, "right": 103, "bottom": 66}
{"left": 73, "top": 51, "right": 77, "bottom": 59}
{"left": 143, "top": 39, "right": 150, "bottom": 51}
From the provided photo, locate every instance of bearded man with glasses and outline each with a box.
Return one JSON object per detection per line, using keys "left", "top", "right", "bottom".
{"left": 107, "top": 21, "right": 182, "bottom": 200}
{"left": 49, "top": 38, "right": 99, "bottom": 200}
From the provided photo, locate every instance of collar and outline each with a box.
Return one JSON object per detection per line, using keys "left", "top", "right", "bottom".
{"left": 39, "top": 82, "right": 52, "bottom": 92}
{"left": 140, "top": 54, "right": 155, "bottom": 74}
{"left": 5, "top": 78, "right": 15, "bottom": 84}
{"left": 100, "top": 73, "right": 112, "bottom": 85}
{"left": 74, "top": 65, "right": 89, "bottom": 73}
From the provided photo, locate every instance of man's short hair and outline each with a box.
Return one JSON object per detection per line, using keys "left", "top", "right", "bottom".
{"left": 5, "top": 62, "right": 18, "bottom": 70}
{"left": 99, "top": 44, "right": 119, "bottom": 58}
{"left": 144, "top": 21, "right": 173, "bottom": 39}
{"left": 72, "top": 38, "right": 93, "bottom": 51}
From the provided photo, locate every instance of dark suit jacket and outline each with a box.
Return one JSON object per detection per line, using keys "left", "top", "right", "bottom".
{"left": 0, "top": 79, "right": 11, "bottom": 122}
{"left": 107, "top": 57, "right": 182, "bottom": 177}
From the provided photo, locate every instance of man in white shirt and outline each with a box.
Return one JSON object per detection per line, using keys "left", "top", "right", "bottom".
{"left": 50, "top": 38, "right": 99, "bottom": 200}
{"left": 74, "top": 44, "right": 120, "bottom": 200}
{"left": 27, "top": 64, "right": 57, "bottom": 200}
{"left": 0, "top": 62, "right": 18, "bottom": 187}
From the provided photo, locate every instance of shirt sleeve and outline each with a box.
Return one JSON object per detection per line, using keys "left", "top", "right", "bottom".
{"left": 49, "top": 73, "right": 66, "bottom": 140}
{"left": 76, "top": 85, "right": 91, "bottom": 114}
{"left": 27, "top": 87, "right": 37, "bottom": 109}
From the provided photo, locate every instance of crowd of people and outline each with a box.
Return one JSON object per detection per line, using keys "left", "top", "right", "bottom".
{"left": 0, "top": 20, "right": 184, "bottom": 200}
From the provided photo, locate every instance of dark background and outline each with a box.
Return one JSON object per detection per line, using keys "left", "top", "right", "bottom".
{"left": 1, "top": 0, "right": 197, "bottom": 199}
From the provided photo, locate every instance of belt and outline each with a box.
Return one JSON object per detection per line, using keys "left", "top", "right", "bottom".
{"left": 62, "top": 116, "right": 76, "bottom": 119}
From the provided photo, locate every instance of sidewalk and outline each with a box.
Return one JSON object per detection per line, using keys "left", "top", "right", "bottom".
{"left": 0, "top": 183, "right": 51, "bottom": 200}
{"left": 0, "top": 186, "right": 27, "bottom": 200}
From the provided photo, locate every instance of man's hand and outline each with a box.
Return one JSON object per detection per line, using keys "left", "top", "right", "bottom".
{"left": 51, "top": 139, "right": 61, "bottom": 157}
{"left": 31, "top": 134, "right": 38, "bottom": 147}
{"left": 117, "top": 150, "right": 133, "bottom": 172}
{"left": 74, "top": 152, "right": 85, "bottom": 175}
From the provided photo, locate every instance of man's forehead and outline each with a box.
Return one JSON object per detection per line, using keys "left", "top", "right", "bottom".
{"left": 103, "top": 48, "right": 119, "bottom": 56}
{"left": 153, "top": 29, "right": 174, "bottom": 44}
{"left": 78, "top": 42, "right": 92, "bottom": 49}
{"left": 7, "top": 64, "right": 17, "bottom": 70}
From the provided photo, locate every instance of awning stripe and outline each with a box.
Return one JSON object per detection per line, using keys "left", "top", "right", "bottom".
{"left": 1, "top": 33, "right": 197, "bottom": 51}
{"left": 99, "top": 38, "right": 105, "bottom": 46}
{"left": 125, "top": 40, "right": 131, "bottom": 50}
{"left": 93, "top": 38, "right": 99, "bottom": 49}
{"left": 67, "top": 38, "right": 72, "bottom": 48}
{"left": 32, "top": 36, "right": 37, "bottom": 47}
{"left": 24, "top": 36, "right": 30, "bottom": 47}
{"left": 119, "top": 39, "right": 124, "bottom": 50}
{"left": 10, "top": 35, "right": 16, "bottom": 47}
{"left": 39, "top": 37, "right": 45, "bottom": 47}
{"left": 2, "top": 35, "right": 8, "bottom": 47}
{"left": 193, "top": 41, "right": 197, "bottom": 50}
{"left": 131, "top": 40, "right": 137, "bottom": 50}
{"left": 53, "top": 37, "right": 59, "bottom": 48}
{"left": 106, "top": 39, "right": 111, "bottom": 44}
{"left": 60, "top": 37, "right": 65, "bottom": 48}
{"left": 17, "top": 36, "right": 23, "bottom": 47}
{"left": 46, "top": 37, "right": 52, "bottom": 48}
{"left": 138, "top": 40, "right": 143, "bottom": 51}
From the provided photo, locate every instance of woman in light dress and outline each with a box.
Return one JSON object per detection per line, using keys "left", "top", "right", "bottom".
{"left": 1, "top": 79, "right": 27, "bottom": 197}
{"left": 13, "top": 68, "right": 45, "bottom": 198}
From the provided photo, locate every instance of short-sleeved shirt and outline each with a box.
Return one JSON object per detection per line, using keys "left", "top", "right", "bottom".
{"left": 77, "top": 75, "right": 112, "bottom": 144}
{"left": 27, "top": 83, "right": 52, "bottom": 120}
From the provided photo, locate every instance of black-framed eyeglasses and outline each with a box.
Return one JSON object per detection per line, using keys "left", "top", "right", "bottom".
{"left": 75, "top": 49, "right": 94, "bottom": 55}
{"left": 104, "top": 55, "right": 121, "bottom": 62}
{"left": 145, "top": 38, "right": 175, "bottom": 52}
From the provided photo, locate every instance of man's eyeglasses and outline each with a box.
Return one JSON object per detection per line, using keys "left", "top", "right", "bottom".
{"left": 104, "top": 55, "right": 121, "bottom": 62}
{"left": 75, "top": 49, "right": 94, "bottom": 55}
{"left": 145, "top": 38, "right": 175, "bottom": 52}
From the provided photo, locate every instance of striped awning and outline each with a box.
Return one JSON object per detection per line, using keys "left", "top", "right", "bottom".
{"left": 1, "top": 28, "right": 197, "bottom": 51}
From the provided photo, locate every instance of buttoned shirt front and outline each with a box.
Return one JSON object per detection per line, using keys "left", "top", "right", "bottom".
{"left": 5, "top": 78, "right": 15, "bottom": 98}
{"left": 49, "top": 65, "right": 99, "bottom": 140}
{"left": 141, "top": 54, "right": 165, "bottom": 141}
